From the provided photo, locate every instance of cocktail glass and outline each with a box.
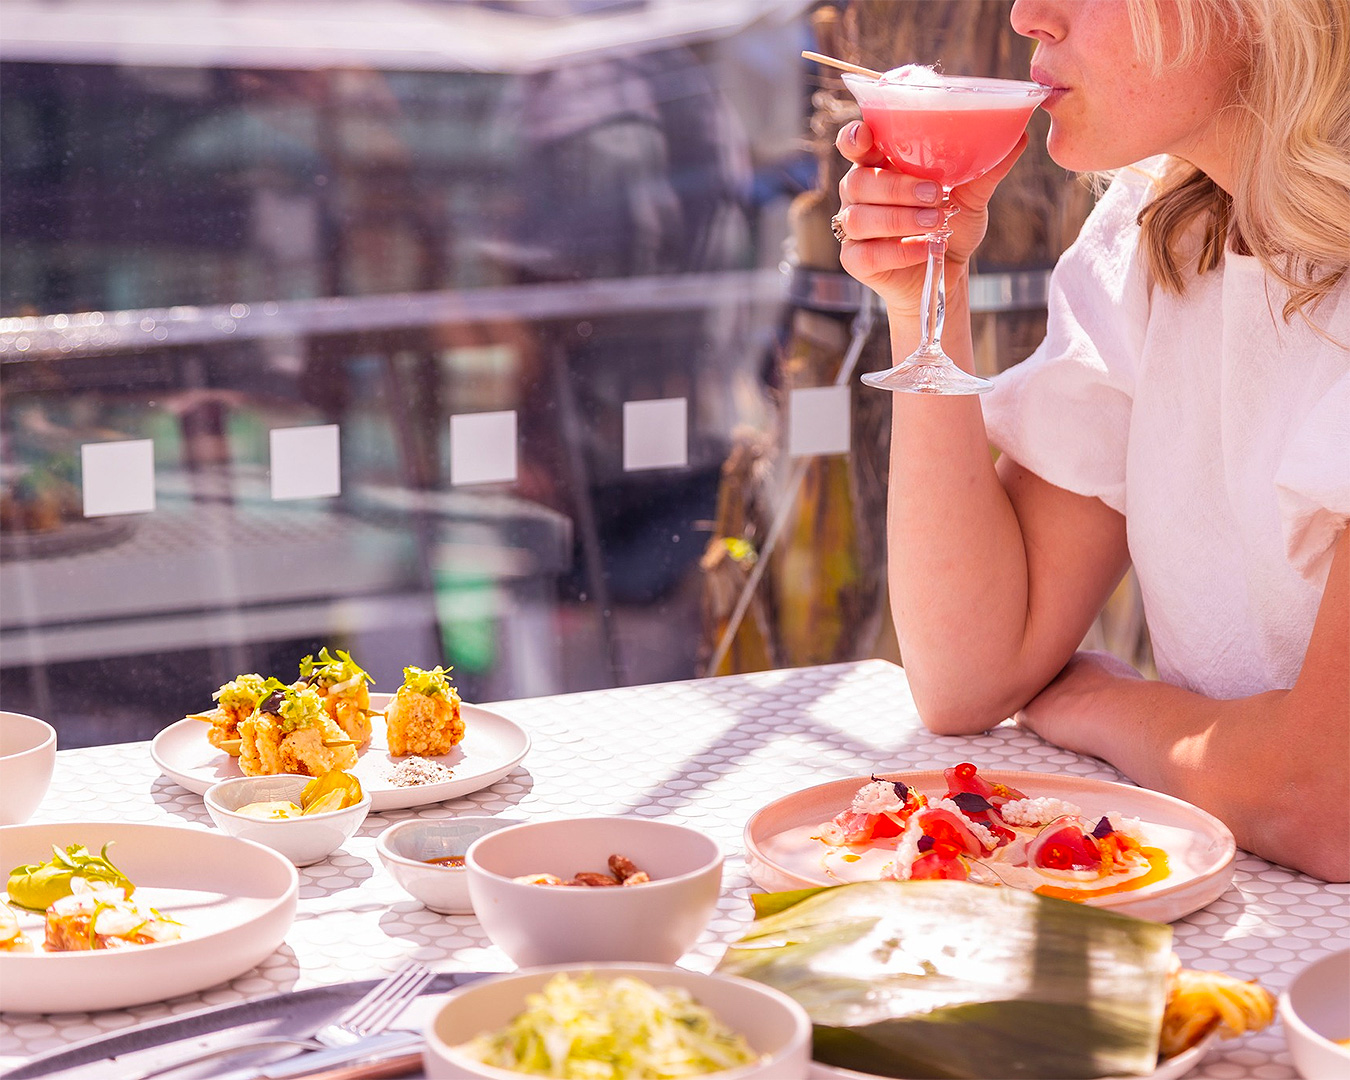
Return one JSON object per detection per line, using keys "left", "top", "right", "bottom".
{"left": 842, "top": 71, "right": 1050, "bottom": 395}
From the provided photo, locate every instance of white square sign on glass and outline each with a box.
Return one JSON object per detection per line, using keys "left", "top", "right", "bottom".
{"left": 451, "top": 410, "right": 518, "bottom": 486}
{"left": 788, "top": 385, "right": 851, "bottom": 457}
{"left": 623, "top": 397, "right": 688, "bottom": 472}
{"left": 270, "top": 424, "right": 341, "bottom": 500}
{"left": 81, "top": 439, "right": 156, "bottom": 517}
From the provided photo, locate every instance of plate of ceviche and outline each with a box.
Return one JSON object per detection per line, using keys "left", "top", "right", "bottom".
{"left": 744, "top": 764, "right": 1236, "bottom": 923}
{"left": 0, "top": 821, "right": 297, "bottom": 1013}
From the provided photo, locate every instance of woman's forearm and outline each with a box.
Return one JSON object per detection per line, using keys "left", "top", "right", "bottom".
{"left": 882, "top": 280, "right": 1038, "bottom": 730}
{"left": 1018, "top": 654, "right": 1349, "bottom": 881}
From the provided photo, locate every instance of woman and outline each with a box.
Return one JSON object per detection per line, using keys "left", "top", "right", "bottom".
{"left": 831, "top": 0, "right": 1348, "bottom": 880}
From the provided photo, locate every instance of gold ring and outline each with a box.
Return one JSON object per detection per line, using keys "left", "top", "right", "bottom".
{"left": 830, "top": 214, "right": 847, "bottom": 242}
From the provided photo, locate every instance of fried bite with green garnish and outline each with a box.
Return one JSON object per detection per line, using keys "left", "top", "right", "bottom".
{"left": 385, "top": 665, "right": 464, "bottom": 757}
{"left": 240, "top": 683, "right": 358, "bottom": 777}
{"left": 299, "top": 648, "right": 374, "bottom": 748}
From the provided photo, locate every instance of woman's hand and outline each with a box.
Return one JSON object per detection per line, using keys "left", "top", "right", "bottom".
{"left": 1014, "top": 651, "right": 1145, "bottom": 759}
{"left": 833, "top": 121, "right": 1029, "bottom": 314}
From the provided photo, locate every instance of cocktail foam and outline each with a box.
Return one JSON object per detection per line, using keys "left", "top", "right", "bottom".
{"left": 854, "top": 68, "right": 1050, "bottom": 111}
{"left": 879, "top": 64, "right": 944, "bottom": 87}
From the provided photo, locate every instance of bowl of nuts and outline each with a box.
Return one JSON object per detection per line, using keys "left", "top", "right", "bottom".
{"left": 464, "top": 816, "right": 723, "bottom": 967}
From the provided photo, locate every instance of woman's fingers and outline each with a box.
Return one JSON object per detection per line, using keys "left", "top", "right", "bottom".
{"left": 832, "top": 201, "right": 944, "bottom": 241}
{"left": 838, "top": 234, "right": 931, "bottom": 277}
{"left": 838, "top": 161, "right": 942, "bottom": 214}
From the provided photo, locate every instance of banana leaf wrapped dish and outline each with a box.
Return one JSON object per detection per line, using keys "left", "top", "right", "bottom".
{"left": 716, "top": 880, "right": 1271, "bottom": 1079}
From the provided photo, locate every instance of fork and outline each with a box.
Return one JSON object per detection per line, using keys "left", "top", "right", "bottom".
{"left": 312, "top": 959, "right": 436, "bottom": 1047}
{"left": 132, "top": 960, "right": 436, "bottom": 1078}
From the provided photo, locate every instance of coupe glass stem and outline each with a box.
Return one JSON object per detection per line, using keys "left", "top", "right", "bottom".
{"left": 916, "top": 204, "right": 954, "bottom": 359}
{"left": 860, "top": 198, "right": 993, "bottom": 394}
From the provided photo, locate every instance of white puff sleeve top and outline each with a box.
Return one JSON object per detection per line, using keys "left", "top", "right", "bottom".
{"left": 981, "top": 163, "right": 1350, "bottom": 699}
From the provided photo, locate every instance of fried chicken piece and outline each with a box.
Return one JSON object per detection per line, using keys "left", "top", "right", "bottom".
{"left": 299, "top": 648, "right": 374, "bottom": 749}
{"left": 384, "top": 666, "right": 464, "bottom": 757}
{"left": 191, "top": 673, "right": 271, "bottom": 756}
{"left": 239, "top": 684, "right": 358, "bottom": 777}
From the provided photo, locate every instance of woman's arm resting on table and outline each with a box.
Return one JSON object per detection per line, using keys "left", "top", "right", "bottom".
{"left": 834, "top": 125, "right": 1132, "bottom": 733}
{"left": 1017, "top": 529, "right": 1350, "bottom": 882}
{"left": 893, "top": 449, "right": 1131, "bottom": 736}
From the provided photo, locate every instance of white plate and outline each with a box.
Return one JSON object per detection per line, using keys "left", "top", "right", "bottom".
{"left": 0, "top": 821, "right": 298, "bottom": 1013}
{"left": 745, "top": 770, "right": 1236, "bottom": 923}
{"left": 807, "top": 1033, "right": 1216, "bottom": 1080}
{"left": 151, "top": 694, "right": 530, "bottom": 811}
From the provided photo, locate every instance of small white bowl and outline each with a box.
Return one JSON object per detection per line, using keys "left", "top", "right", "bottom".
{"left": 465, "top": 816, "right": 723, "bottom": 967}
{"left": 0, "top": 712, "right": 57, "bottom": 825}
{"left": 423, "top": 962, "right": 812, "bottom": 1080}
{"left": 1280, "top": 947, "right": 1350, "bottom": 1079}
{"left": 204, "top": 774, "right": 371, "bottom": 866}
{"left": 376, "top": 817, "right": 523, "bottom": 915}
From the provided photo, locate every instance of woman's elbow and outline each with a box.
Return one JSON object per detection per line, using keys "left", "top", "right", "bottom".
{"left": 908, "top": 674, "right": 1013, "bottom": 736}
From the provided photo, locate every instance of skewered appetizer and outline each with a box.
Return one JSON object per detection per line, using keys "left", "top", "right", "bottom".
{"left": 238, "top": 680, "right": 358, "bottom": 778}
{"left": 298, "top": 647, "right": 375, "bottom": 749}
{"left": 384, "top": 665, "right": 464, "bottom": 757}
{"left": 185, "top": 673, "right": 272, "bottom": 757}
{"left": 43, "top": 880, "right": 180, "bottom": 952}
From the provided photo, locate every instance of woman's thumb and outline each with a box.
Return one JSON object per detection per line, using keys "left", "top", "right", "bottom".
{"left": 836, "top": 120, "right": 890, "bottom": 168}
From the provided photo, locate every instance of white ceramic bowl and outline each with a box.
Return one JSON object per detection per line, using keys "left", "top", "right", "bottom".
{"left": 1279, "top": 947, "right": 1350, "bottom": 1080}
{"left": 423, "top": 962, "right": 812, "bottom": 1080}
{"left": 377, "top": 816, "right": 524, "bottom": 915}
{"left": 465, "top": 816, "right": 723, "bottom": 967}
{"left": 204, "top": 774, "right": 371, "bottom": 866}
{"left": 0, "top": 711, "right": 57, "bottom": 825}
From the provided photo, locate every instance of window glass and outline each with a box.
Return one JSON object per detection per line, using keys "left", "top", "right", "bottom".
{"left": 0, "top": 2, "right": 817, "bottom": 746}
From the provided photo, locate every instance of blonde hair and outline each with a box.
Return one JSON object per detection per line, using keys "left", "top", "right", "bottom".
{"left": 1125, "top": 0, "right": 1350, "bottom": 325}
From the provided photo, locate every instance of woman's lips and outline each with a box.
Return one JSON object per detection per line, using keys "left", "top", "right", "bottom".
{"left": 1030, "top": 68, "right": 1068, "bottom": 103}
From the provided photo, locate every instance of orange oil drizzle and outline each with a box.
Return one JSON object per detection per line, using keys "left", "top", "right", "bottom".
{"left": 1034, "top": 847, "right": 1170, "bottom": 902}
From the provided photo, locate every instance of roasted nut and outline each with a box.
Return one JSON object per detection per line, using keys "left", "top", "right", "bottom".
{"left": 571, "top": 872, "right": 621, "bottom": 887}
{"left": 518, "top": 853, "right": 653, "bottom": 887}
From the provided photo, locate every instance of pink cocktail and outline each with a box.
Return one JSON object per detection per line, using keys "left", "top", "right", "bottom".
{"left": 842, "top": 70, "right": 1050, "bottom": 395}
{"left": 864, "top": 103, "right": 1042, "bottom": 187}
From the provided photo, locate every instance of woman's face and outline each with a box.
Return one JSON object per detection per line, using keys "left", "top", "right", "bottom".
{"left": 1010, "top": 0, "right": 1245, "bottom": 186}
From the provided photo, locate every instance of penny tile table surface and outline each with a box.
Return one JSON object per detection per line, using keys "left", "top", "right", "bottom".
{"left": 2, "top": 659, "right": 1346, "bottom": 1076}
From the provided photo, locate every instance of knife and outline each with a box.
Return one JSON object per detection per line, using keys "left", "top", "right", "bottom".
{"left": 207, "top": 1031, "right": 424, "bottom": 1080}
{"left": 5, "top": 974, "right": 487, "bottom": 1080}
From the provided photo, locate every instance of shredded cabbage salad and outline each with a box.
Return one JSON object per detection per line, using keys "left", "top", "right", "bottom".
{"left": 457, "top": 973, "right": 762, "bottom": 1078}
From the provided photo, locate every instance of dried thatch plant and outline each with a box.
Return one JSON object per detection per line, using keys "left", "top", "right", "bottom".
{"left": 700, "top": 1, "right": 1150, "bottom": 677}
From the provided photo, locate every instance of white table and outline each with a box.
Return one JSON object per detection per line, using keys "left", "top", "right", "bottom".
{"left": 3, "top": 659, "right": 1345, "bottom": 1076}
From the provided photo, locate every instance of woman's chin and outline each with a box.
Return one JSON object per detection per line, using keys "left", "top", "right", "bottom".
{"left": 1044, "top": 129, "right": 1128, "bottom": 175}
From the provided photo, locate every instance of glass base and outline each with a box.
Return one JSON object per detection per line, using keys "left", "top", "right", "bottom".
{"left": 861, "top": 355, "right": 994, "bottom": 395}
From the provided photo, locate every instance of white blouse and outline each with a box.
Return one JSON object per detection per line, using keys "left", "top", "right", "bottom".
{"left": 981, "top": 162, "right": 1350, "bottom": 699}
